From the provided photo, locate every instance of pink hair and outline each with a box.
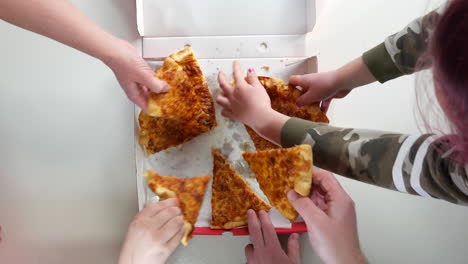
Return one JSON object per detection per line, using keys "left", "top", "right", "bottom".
{"left": 429, "top": 0, "right": 468, "bottom": 162}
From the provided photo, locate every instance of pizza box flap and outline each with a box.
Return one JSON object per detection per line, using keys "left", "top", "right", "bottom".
{"left": 136, "top": 0, "right": 317, "bottom": 59}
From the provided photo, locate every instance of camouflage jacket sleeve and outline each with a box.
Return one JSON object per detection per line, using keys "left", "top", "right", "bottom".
{"left": 281, "top": 118, "right": 468, "bottom": 205}
{"left": 362, "top": 7, "right": 445, "bottom": 83}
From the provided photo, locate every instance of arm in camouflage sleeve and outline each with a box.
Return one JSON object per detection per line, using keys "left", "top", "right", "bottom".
{"left": 362, "top": 6, "right": 445, "bottom": 83}
{"left": 281, "top": 118, "right": 468, "bottom": 205}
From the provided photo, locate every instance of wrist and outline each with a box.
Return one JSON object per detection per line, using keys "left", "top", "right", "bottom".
{"left": 250, "top": 109, "right": 289, "bottom": 145}
{"left": 332, "top": 68, "right": 353, "bottom": 92}
{"left": 99, "top": 37, "right": 133, "bottom": 67}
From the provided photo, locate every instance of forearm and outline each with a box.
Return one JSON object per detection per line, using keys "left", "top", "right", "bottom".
{"left": 251, "top": 109, "right": 289, "bottom": 146}
{"left": 0, "top": 0, "right": 122, "bottom": 63}
{"left": 333, "top": 56, "right": 377, "bottom": 91}
{"left": 280, "top": 118, "right": 468, "bottom": 205}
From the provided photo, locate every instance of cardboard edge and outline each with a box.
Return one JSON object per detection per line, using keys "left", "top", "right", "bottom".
{"left": 136, "top": 0, "right": 144, "bottom": 36}
{"left": 192, "top": 222, "right": 307, "bottom": 236}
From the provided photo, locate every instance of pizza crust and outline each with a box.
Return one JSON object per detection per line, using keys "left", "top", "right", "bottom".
{"left": 144, "top": 170, "right": 210, "bottom": 246}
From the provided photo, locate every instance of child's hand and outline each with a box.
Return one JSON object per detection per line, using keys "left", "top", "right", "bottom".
{"left": 217, "top": 61, "right": 274, "bottom": 129}
{"left": 289, "top": 71, "right": 348, "bottom": 113}
{"left": 245, "top": 209, "right": 301, "bottom": 264}
{"left": 118, "top": 198, "right": 185, "bottom": 264}
{"left": 287, "top": 170, "right": 367, "bottom": 264}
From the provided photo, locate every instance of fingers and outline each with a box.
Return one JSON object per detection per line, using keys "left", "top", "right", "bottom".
{"left": 289, "top": 75, "right": 306, "bottom": 88}
{"left": 138, "top": 60, "right": 169, "bottom": 93}
{"left": 287, "top": 233, "right": 301, "bottom": 264}
{"left": 165, "top": 224, "right": 186, "bottom": 251}
{"left": 233, "top": 61, "right": 247, "bottom": 86}
{"left": 141, "top": 72, "right": 169, "bottom": 94}
{"left": 218, "top": 71, "right": 234, "bottom": 97}
{"left": 287, "top": 190, "right": 326, "bottom": 228}
{"left": 158, "top": 215, "right": 185, "bottom": 243}
{"left": 296, "top": 92, "right": 312, "bottom": 108}
{"left": 221, "top": 108, "right": 234, "bottom": 120}
{"left": 126, "top": 83, "right": 148, "bottom": 110}
{"left": 245, "top": 244, "right": 255, "bottom": 263}
{"left": 139, "top": 198, "right": 178, "bottom": 218}
{"left": 247, "top": 209, "right": 264, "bottom": 248}
{"left": 258, "top": 210, "right": 281, "bottom": 248}
{"left": 245, "top": 68, "right": 262, "bottom": 87}
{"left": 216, "top": 95, "right": 231, "bottom": 110}
{"left": 153, "top": 206, "right": 182, "bottom": 229}
{"left": 311, "top": 170, "right": 346, "bottom": 201}
{"left": 320, "top": 98, "right": 332, "bottom": 114}
{"left": 310, "top": 170, "right": 355, "bottom": 217}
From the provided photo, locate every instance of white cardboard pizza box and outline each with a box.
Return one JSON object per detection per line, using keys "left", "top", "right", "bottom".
{"left": 134, "top": 0, "right": 318, "bottom": 235}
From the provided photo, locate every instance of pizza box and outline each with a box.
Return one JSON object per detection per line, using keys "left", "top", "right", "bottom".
{"left": 134, "top": 0, "right": 319, "bottom": 236}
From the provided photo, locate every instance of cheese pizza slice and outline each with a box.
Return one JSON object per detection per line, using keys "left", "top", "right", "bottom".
{"left": 242, "top": 144, "right": 313, "bottom": 222}
{"left": 211, "top": 148, "right": 271, "bottom": 229}
{"left": 245, "top": 76, "right": 329, "bottom": 151}
{"left": 139, "top": 47, "right": 217, "bottom": 154}
{"left": 145, "top": 170, "right": 211, "bottom": 246}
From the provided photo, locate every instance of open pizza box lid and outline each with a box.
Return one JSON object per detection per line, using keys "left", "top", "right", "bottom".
{"left": 135, "top": 0, "right": 319, "bottom": 236}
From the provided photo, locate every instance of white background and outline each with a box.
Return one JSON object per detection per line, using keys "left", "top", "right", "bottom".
{"left": 1, "top": 0, "right": 468, "bottom": 263}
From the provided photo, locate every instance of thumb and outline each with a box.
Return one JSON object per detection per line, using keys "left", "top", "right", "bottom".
{"left": 288, "top": 190, "right": 327, "bottom": 228}
{"left": 289, "top": 75, "right": 306, "bottom": 87}
{"left": 245, "top": 68, "right": 262, "bottom": 87}
{"left": 287, "top": 233, "right": 301, "bottom": 264}
{"left": 296, "top": 91, "right": 317, "bottom": 108}
{"left": 141, "top": 71, "right": 169, "bottom": 94}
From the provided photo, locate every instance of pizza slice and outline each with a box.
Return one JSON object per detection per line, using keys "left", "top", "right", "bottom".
{"left": 139, "top": 47, "right": 217, "bottom": 154}
{"left": 242, "top": 144, "right": 313, "bottom": 222}
{"left": 245, "top": 76, "right": 329, "bottom": 151}
{"left": 211, "top": 148, "right": 271, "bottom": 229}
{"left": 145, "top": 170, "right": 211, "bottom": 246}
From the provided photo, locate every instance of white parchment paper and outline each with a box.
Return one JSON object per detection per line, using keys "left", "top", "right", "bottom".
{"left": 135, "top": 58, "right": 314, "bottom": 230}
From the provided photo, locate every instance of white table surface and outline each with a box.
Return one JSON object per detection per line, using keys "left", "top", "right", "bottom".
{"left": 1, "top": 0, "right": 468, "bottom": 263}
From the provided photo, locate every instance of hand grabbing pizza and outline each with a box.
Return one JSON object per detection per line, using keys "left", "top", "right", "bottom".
{"left": 287, "top": 170, "right": 367, "bottom": 264}
{"left": 104, "top": 40, "right": 169, "bottom": 111}
{"left": 245, "top": 210, "right": 301, "bottom": 264}
{"left": 118, "top": 198, "right": 185, "bottom": 264}
{"left": 289, "top": 71, "right": 345, "bottom": 113}
{"left": 217, "top": 61, "right": 289, "bottom": 144}
{"left": 288, "top": 57, "right": 377, "bottom": 113}
{"left": 217, "top": 61, "right": 273, "bottom": 129}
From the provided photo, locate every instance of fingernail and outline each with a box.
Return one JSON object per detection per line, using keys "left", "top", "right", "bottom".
{"left": 248, "top": 68, "right": 255, "bottom": 73}
{"left": 287, "top": 190, "right": 299, "bottom": 202}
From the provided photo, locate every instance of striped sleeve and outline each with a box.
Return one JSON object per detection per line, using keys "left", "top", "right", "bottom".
{"left": 281, "top": 118, "right": 468, "bottom": 205}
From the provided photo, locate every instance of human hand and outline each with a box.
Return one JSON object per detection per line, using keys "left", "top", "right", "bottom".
{"left": 287, "top": 170, "right": 366, "bottom": 264}
{"left": 245, "top": 209, "right": 301, "bottom": 264}
{"left": 118, "top": 198, "right": 185, "bottom": 264}
{"left": 103, "top": 40, "right": 168, "bottom": 110}
{"left": 216, "top": 61, "right": 274, "bottom": 129}
{"left": 289, "top": 71, "right": 349, "bottom": 113}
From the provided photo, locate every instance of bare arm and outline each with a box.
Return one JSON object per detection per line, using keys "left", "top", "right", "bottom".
{"left": 0, "top": 0, "right": 167, "bottom": 109}
{"left": 1, "top": 0, "right": 119, "bottom": 64}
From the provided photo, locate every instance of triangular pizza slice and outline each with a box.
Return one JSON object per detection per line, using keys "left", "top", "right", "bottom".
{"left": 145, "top": 170, "right": 211, "bottom": 246}
{"left": 242, "top": 144, "right": 313, "bottom": 222}
{"left": 139, "top": 47, "right": 217, "bottom": 154}
{"left": 245, "top": 76, "right": 328, "bottom": 151}
{"left": 211, "top": 148, "right": 271, "bottom": 229}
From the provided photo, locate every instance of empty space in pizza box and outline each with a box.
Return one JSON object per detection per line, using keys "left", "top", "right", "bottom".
{"left": 135, "top": 0, "right": 319, "bottom": 234}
